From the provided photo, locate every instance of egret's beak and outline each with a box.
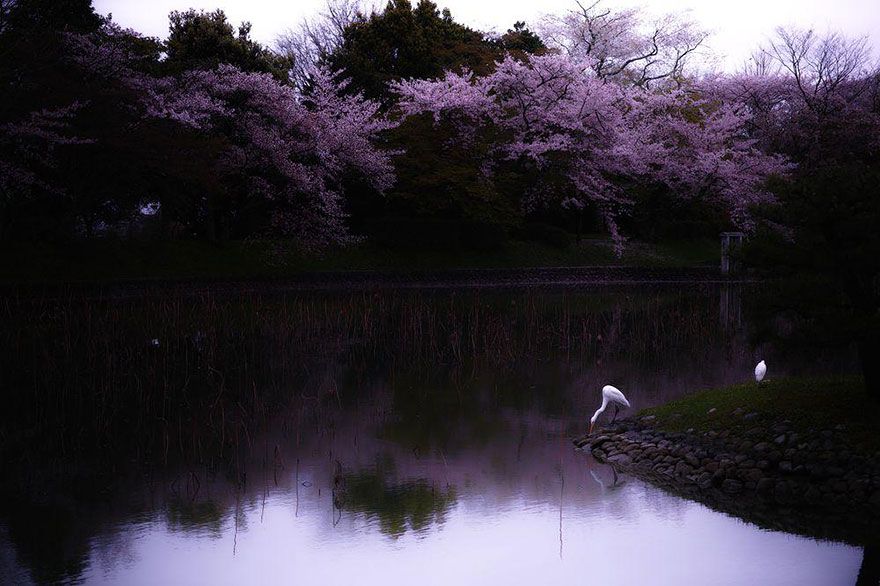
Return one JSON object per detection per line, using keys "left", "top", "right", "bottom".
{"left": 589, "top": 422, "right": 595, "bottom": 435}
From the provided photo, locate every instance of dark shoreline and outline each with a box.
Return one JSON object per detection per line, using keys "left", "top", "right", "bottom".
{"left": 0, "top": 266, "right": 752, "bottom": 299}
{"left": 574, "top": 417, "right": 880, "bottom": 546}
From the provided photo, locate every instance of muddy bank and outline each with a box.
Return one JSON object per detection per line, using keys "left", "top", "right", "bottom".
{"left": 574, "top": 417, "right": 880, "bottom": 544}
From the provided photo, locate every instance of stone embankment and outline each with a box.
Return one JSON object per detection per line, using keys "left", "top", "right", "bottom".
{"left": 574, "top": 415, "right": 880, "bottom": 543}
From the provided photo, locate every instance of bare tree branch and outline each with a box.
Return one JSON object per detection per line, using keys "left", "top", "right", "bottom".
{"left": 539, "top": 1, "right": 707, "bottom": 88}
{"left": 275, "top": 0, "right": 373, "bottom": 90}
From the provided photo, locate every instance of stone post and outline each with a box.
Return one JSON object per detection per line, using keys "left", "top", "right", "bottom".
{"left": 720, "top": 232, "right": 745, "bottom": 275}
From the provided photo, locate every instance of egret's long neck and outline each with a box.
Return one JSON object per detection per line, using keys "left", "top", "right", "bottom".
{"left": 591, "top": 397, "right": 609, "bottom": 424}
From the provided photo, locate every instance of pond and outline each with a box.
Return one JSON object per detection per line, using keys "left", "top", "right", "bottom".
{"left": 0, "top": 284, "right": 866, "bottom": 585}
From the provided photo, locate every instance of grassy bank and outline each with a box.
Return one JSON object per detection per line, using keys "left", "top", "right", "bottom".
{"left": 0, "top": 237, "right": 718, "bottom": 284}
{"left": 639, "top": 376, "right": 879, "bottom": 452}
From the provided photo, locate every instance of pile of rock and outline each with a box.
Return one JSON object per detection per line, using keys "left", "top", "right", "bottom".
{"left": 574, "top": 415, "right": 880, "bottom": 540}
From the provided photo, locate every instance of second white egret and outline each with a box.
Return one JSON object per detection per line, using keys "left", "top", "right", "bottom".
{"left": 755, "top": 360, "right": 767, "bottom": 382}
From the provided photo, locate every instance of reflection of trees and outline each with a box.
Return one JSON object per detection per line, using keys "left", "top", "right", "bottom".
{"left": 164, "top": 499, "right": 226, "bottom": 536}
{"left": 338, "top": 460, "right": 456, "bottom": 538}
{"left": 0, "top": 496, "right": 89, "bottom": 585}
{"left": 377, "top": 375, "right": 505, "bottom": 455}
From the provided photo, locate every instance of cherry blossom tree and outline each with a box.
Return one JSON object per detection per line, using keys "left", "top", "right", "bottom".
{"left": 394, "top": 54, "right": 791, "bottom": 249}
{"left": 718, "top": 28, "right": 879, "bottom": 166}
{"left": 0, "top": 103, "right": 90, "bottom": 237}
{"left": 67, "top": 23, "right": 397, "bottom": 248}
{"left": 143, "top": 65, "right": 395, "bottom": 247}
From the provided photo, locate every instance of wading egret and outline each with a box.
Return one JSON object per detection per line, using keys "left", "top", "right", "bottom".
{"left": 755, "top": 360, "right": 767, "bottom": 382}
{"left": 589, "top": 385, "right": 631, "bottom": 434}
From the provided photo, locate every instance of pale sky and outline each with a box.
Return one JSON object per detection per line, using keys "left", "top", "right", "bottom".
{"left": 93, "top": 0, "right": 880, "bottom": 71}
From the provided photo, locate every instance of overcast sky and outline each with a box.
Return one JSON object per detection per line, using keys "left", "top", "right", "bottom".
{"left": 93, "top": 0, "right": 880, "bottom": 71}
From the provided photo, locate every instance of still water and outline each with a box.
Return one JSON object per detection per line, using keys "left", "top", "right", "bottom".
{"left": 0, "top": 284, "right": 865, "bottom": 585}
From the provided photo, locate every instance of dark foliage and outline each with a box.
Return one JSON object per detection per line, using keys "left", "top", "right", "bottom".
{"left": 164, "top": 9, "right": 292, "bottom": 82}
{"left": 326, "top": 0, "right": 500, "bottom": 105}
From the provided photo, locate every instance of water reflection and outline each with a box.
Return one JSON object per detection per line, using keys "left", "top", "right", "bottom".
{"left": 0, "top": 284, "right": 859, "bottom": 585}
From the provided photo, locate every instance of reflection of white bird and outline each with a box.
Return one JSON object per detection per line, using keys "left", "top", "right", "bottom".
{"left": 589, "top": 385, "right": 631, "bottom": 434}
{"left": 589, "top": 469, "right": 605, "bottom": 489}
{"left": 755, "top": 360, "right": 767, "bottom": 382}
{"left": 590, "top": 465, "right": 623, "bottom": 490}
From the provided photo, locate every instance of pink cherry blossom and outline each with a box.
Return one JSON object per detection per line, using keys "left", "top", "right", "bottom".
{"left": 394, "top": 53, "right": 792, "bottom": 249}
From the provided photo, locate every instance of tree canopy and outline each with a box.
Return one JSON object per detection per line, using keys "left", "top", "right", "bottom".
{"left": 326, "top": 0, "right": 505, "bottom": 104}
{"left": 165, "top": 9, "right": 292, "bottom": 82}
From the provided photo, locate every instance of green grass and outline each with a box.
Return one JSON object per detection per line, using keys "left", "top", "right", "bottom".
{"left": 640, "top": 376, "right": 880, "bottom": 452}
{"left": 0, "top": 236, "right": 720, "bottom": 284}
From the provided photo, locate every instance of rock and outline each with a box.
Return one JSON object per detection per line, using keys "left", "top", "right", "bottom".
{"left": 743, "top": 468, "right": 764, "bottom": 483}
{"left": 774, "top": 481, "right": 791, "bottom": 503}
{"left": 756, "top": 478, "right": 774, "bottom": 494}
{"left": 743, "top": 412, "right": 759, "bottom": 421}
{"left": 826, "top": 466, "right": 845, "bottom": 477}
{"left": 804, "top": 486, "right": 822, "bottom": 504}
{"left": 732, "top": 408, "right": 744, "bottom": 416}
{"left": 573, "top": 437, "right": 590, "bottom": 449}
{"left": 674, "top": 461, "right": 693, "bottom": 477}
{"left": 722, "top": 479, "right": 743, "bottom": 494}
{"left": 869, "top": 490, "right": 880, "bottom": 508}
{"left": 774, "top": 434, "right": 787, "bottom": 445}
{"left": 707, "top": 408, "right": 717, "bottom": 415}
{"left": 778, "top": 461, "right": 793, "bottom": 473}
{"left": 696, "top": 472, "right": 713, "bottom": 489}
{"left": 753, "top": 442, "right": 769, "bottom": 452}
{"left": 607, "top": 453, "right": 632, "bottom": 466}
{"left": 641, "top": 415, "right": 656, "bottom": 422}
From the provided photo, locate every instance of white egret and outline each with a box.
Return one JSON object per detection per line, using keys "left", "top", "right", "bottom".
{"left": 755, "top": 360, "right": 767, "bottom": 382}
{"left": 589, "top": 385, "right": 631, "bottom": 434}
